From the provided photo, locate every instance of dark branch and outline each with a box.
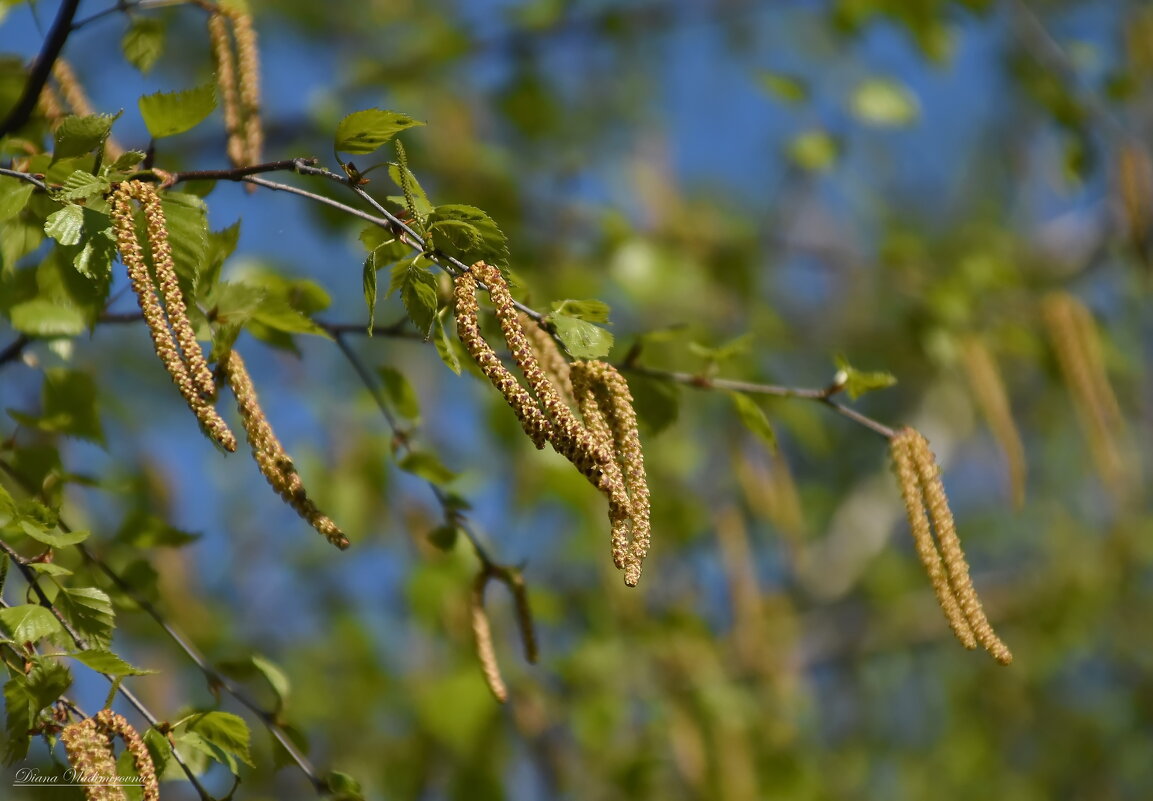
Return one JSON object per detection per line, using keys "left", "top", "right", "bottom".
{"left": 0, "top": 0, "right": 82, "bottom": 137}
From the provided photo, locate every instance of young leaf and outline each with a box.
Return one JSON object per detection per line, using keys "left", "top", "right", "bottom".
{"left": 362, "top": 255, "right": 378, "bottom": 335}
{"left": 426, "top": 204, "right": 509, "bottom": 268}
{"left": 107, "top": 150, "right": 148, "bottom": 171}
{"left": 71, "top": 210, "right": 118, "bottom": 282}
{"left": 185, "top": 711, "right": 254, "bottom": 769}
{"left": 334, "top": 109, "right": 423, "bottom": 155}
{"left": 550, "top": 314, "right": 614, "bottom": 359}
{"left": 432, "top": 311, "right": 462, "bottom": 374}
{"left": 551, "top": 298, "right": 611, "bottom": 323}
{"left": 0, "top": 605, "right": 63, "bottom": 645}
{"left": 377, "top": 366, "right": 421, "bottom": 420}
{"left": 833, "top": 355, "right": 898, "bottom": 399}
{"left": 0, "top": 176, "right": 35, "bottom": 221}
{"left": 160, "top": 192, "right": 209, "bottom": 281}
{"left": 2, "top": 676, "right": 33, "bottom": 764}
{"left": 122, "top": 17, "right": 165, "bottom": 73}
{"left": 59, "top": 169, "right": 111, "bottom": 202}
{"left": 56, "top": 587, "right": 115, "bottom": 648}
{"left": 44, "top": 205, "right": 84, "bottom": 246}
{"left": 399, "top": 451, "right": 456, "bottom": 484}
{"left": 389, "top": 262, "right": 438, "bottom": 336}
{"left": 71, "top": 649, "right": 157, "bottom": 676}
{"left": 19, "top": 522, "right": 91, "bottom": 548}
{"left": 387, "top": 162, "right": 433, "bottom": 218}
{"left": 428, "top": 219, "right": 482, "bottom": 253}
{"left": 325, "top": 770, "right": 366, "bottom": 801}
{"left": 250, "top": 654, "right": 291, "bottom": 709}
{"left": 7, "top": 298, "right": 87, "bottom": 337}
{"left": 729, "top": 392, "right": 777, "bottom": 449}
{"left": 26, "top": 660, "right": 71, "bottom": 715}
{"left": 53, "top": 114, "right": 117, "bottom": 161}
{"left": 139, "top": 83, "right": 217, "bottom": 138}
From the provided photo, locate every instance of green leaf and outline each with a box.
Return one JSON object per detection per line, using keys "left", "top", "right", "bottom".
{"left": 8, "top": 298, "right": 87, "bottom": 336}
{"left": 27, "top": 562, "right": 72, "bottom": 577}
{"left": 0, "top": 605, "right": 63, "bottom": 644}
{"left": 71, "top": 211, "right": 117, "bottom": 281}
{"left": 26, "top": 660, "right": 71, "bottom": 715}
{"left": 850, "top": 78, "right": 920, "bottom": 127}
{"left": 756, "top": 71, "right": 809, "bottom": 103}
{"left": 387, "top": 162, "right": 433, "bottom": 218}
{"left": 362, "top": 255, "right": 377, "bottom": 335}
{"left": 729, "top": 392, "right": 777, "bottom": 450}
{"left": 250, "top": 295, "right": 330, "bottom": 339}
{"left": 19, "top": 522, "right": 90, "bottom": 547}
{"left": 143, "top": 728, "right": 171, "bottom": 778}
{"left": 139, "top": 83, "right": 216, "bottom": 138}
{"left": 551, "top": 298, "right": 611, "bottom": 323}
{"left": 58, "top": 169, "right": 111, "bottom": 202}
{"left": 185, "top": 711, "right": 254, "bottom": 769}
{"left": 550, "top": 314, "right": 614, "bottom": 359}
{"left": 432, "top": 311, "right": 461, "bottom": 374}
{"left": 44, "top": 205, "right": 84, "bottom": 246}
{"left": 122, "top": 17, "right": 165, "bottom": 73}
{"left": 0, "top": 176, "right": 34, "bottom": 221}
{"left": 3, "top": 676, "right": 33, "bottom": 763}
{"left": 250, "top": 654, "right": 291, "bottom": 709}
{"left": 334, "top": 109, "right": 424, "bottom": 155}
{"left": 71, "top": 649, "right": 157, "bottom": 676}
{"left": 325, "top": 770, "right": 366, "bottom": 801}
{"left": 56, "top": 587, "right": 115, "bottom": 648}
{"left": 389, "top": 261, "right": 438, "bottom": 336}
{"left": 426, "top": 204, "right": 509, "bottom": 268}
{"left": 377, "top": 366, "right": 421, "bottom": 420}
{"left": 398, "top": 451, "right": 456, "bottom": 484}
{"left": 53, "top": 114, "right": 117, "bottom": 161}
{"left": 787, "top": 129, "right": 837, "bottom": 172}
{"left": 107, "top": 150, "right": 147, "bottom": 172}
{"left": 833, "top": 355, "right": 898, "bottom": 400}
{"left": 160, "top": 192, "right": 209, "bottom": 282}
{"left": 428, "top": 219, "right": 482, "bottom": 252}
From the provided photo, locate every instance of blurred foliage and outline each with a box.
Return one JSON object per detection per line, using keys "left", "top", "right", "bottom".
{"left": 2, "top": 0, "right": 1153, "bottom": 799}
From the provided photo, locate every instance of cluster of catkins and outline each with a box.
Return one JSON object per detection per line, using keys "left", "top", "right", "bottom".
{"left": 110, "top": 180, "right": 346, "bottom": 549}
{"left": 60, "top": 710, "right": 159, "bottom": 801}
{"left": 207, "top": 3, "right": 262, "bottom": 172}
{"left": 454, "top": 261, "right": 652, "bottom": 586}
{"left": 890, "top": 427, "right": 1013, "bottom": 665}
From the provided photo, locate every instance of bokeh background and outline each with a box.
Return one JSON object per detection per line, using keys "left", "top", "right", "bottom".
{"left": 2, "top": 0, "right": 1152, "bottom": 798}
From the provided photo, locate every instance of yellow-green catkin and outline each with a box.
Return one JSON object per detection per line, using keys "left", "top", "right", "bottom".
{"left": 471, "top": 571, "right": 509, "bottom": 703}
{"left": 471, "top": 262, "right": 611, "bottom": 475}
{"left": 521, "top": 313, "right": 573, "bottom": 404}
{"left": 454, "top": 269, "right": 553, "bottom": 448}
{"left": 208, "top": 11, "right": 245, "bottom": 167}
{"left": 93, "top": 711, "right": 159, "bottom": 801}
{"left": 891, "top": 427, "right": 1013, "bottom": 665}
{"left": 109, "top": 182, "right": 237, "bottom": 452}
{"left": 890, "top": 428, "right": 976, "bottom": 650}
{"left": 229, "top": 8, "right": 263, "bottom": 168}
{"left": 61, "top": 716, "right": 126, "bottom": 801}
{"left": 222, "top": 349, "right": 349, "bottom": 549}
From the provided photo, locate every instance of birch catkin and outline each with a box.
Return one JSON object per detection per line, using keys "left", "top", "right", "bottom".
{"left": 960, "top": 336, "right": 1027, "bottom": 508}
{"left": 222, "top": 349, "right": 349, "bottom": 549}
{"left": 890, "top": 427, "right": 1012, "bottom": 665}
{"left": 109, "top": 182, "right": 237, "bottom": 452}
{"left": 471, "top": 571, "right": 509, "bottom": 702}
{"left": 208, "top": 11, "right": 245, "bottom": 167}
{"left": 61, "top": 711, "right": 159, "bottom": 801}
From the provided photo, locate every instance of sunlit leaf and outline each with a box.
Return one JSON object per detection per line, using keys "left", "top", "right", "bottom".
{"left": 139, "top": 83, "right": 216, "bottom": 138}
{"left": 0, "top": 176, "right": 34, "bottom": 221}
{"left": 834, "top": 355, "right": 898, "bottom": 399}
{"left": 184, "top": 710, "right": 255, "bottom": 770}
{"left": 334, "top": 109, "right": 423, "bottom": 155}
{"left": 0, "top": 605, "right": 63, "bottom": 644}
{"left": 56, "top": 587, "right": 115, "bottom": 648}
{"left": 551, "top": 313, "right": 613, "bottom": 359}
{"left": 44, "top": 205, "right": 84, "bottom": 246}
{"left": 398, "top": 451, "right": 456, "bottom": 484}
{"left": 729, "top": 391, "right": 777, "bottom": 450}
{"left": 551, "top": 298, "right": 611, "bottom": 323}
{"left": 122, "top": 17, "right": 165, "bottom": 73}
{"left": 71, "top": 649, "right": 157, "bottom": 676}
{"left": 53, "top": 114, "right": 117, "bottom": 161}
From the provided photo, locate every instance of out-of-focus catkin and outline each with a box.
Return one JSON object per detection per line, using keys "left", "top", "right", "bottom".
{"left": 890, "top": 427, "right": 1012, "bottom": 665}
{"left": 208, "top": 11, "right": 245, "bottom": 167}
{"left": 222, "top": 349, "right": 349, "bottom": 549}
{"left": 109, "top": 182, "right": 236, "bottom": 452}
{"left": 62, "top": 710, "right": 158, "bottom": 801}
{"left": 229, "top": 8, "right": 263, "bottom": 167}
{"left": 1041, "top": 292, "right": 1131, "bottom": 499}
{"left": 471, "top": 571, "right": 509, "bottom": 702}
{"left": 959, "top": 336, "right": 1027, "bottom": 508}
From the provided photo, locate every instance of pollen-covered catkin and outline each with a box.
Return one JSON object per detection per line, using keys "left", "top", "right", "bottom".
{"left": 906, "top": 429, "right": 1013, "bottom": 665}
{"left": 222, "top": 349, "right": 350, "bottom": 549}
{"left": 454, "top": 269, "right": 552, "bottom": 448}
{"left": 109, "top": 183, "right": 237, "bottom": 452}
{"left": 521, "top": 313, "right": 573, "bottom": 403}
{"left": 61, "top": 717, "right": 126, "bottom": 801}
{"left": 470, "top": 262, "right": 611, "bottom": 473}
{"left": 94, "top": 711, "right": 159, "bottom": 801}
{"left": 471, "top": 571, "right": 509, "bottom": 702}
{"left": 208, "top": 11, "right": 245, "bottom": 167}
{"left": 229, "top": 8, "right": 264, "bottom": 167}
{"left": 571, "top": 364, "right": 632, "bottom": 570}
{"left": 889, "top": 428, "right": 976, "bottom": 650}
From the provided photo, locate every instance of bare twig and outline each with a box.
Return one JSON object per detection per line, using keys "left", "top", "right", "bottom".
{"left": 0, "top": 0, "right": 81, "bottom": 137}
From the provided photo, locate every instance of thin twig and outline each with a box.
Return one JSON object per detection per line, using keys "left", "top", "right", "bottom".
{"left": 0, "top": 0, "right": 82, "bottom": 137}
{"left": 0, "top": 167, "right": 49, "bottom": 191}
